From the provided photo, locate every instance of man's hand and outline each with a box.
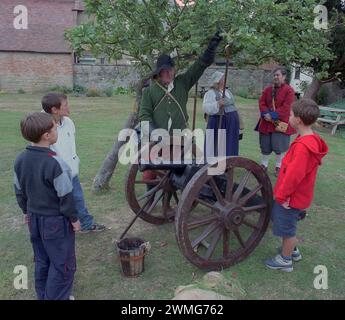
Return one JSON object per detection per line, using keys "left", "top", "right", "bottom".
{"left": 208, "top": 31, "right": 223, "bottom": 50}
{"left": 201, "top": 31, "right": 224, "bottom": 65}
{"left": 23, "top": 214, "right": 29, "bottom": 224}
{"left": 264, "top": 113, "right": 272, "bottom": 122}
{"left": 218, "top": 99, "right": 225, "bottom": 109}
{"left": 72, "top": 220, "right": 81, "bottom": 232}
{"left": 282, "top": 198, "right": 291, "bottom": 209}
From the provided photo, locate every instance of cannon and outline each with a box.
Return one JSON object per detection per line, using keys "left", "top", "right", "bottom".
{"left": 125, "top": 143, "right": 273, "bottom": 271}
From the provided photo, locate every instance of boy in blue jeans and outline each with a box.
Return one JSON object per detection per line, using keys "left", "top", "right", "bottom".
{"left": 14, "top": 112, "right": 80, "bottom": 299}
{"left": 41, "top": 93, "right": 106, "bottom": 233}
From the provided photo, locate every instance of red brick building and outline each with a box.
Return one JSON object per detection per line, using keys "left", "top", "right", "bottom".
{"left": 0, "top": 0, "right": 84, "bottom": 92}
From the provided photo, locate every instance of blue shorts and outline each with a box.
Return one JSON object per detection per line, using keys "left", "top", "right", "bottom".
{"left": 271, "top": 201, "right": 303, "bottom": 238}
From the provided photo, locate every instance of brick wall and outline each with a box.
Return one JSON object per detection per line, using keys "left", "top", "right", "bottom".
{"left": 73, "top": 64, "right": 141, "bottom": 90}
{"left": 73, "top": 64, "right": 271, "bottom": 96}
{"left": 0, "top": 52, "right": 73, "bottom": 92}
{"left": 197, "top": 66, "right": 272, "bottom": 97}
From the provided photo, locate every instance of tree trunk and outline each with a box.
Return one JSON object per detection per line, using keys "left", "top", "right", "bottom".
{"left": 92, "top": 79, "right": 145, "bottom": 191}
{"left": 304, "top": 77, "right": 322, "bottom": 100}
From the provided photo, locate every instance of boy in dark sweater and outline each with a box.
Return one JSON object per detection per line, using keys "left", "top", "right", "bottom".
{"left": 14, "top": 112, "right": 80, "bottom": 299}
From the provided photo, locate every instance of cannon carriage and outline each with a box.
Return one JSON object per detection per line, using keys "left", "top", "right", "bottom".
{"left": 125, "top": 141, "right": 273, "bottom": 271}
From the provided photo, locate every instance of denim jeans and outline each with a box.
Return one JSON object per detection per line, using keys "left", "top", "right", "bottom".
{"left": 29, "top": 213, "right": 76, "bottom": 300}
{"left": 72, "top": 176, "right": 94, "bottom": 230}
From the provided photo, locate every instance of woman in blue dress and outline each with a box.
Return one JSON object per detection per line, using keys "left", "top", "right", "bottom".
{"left": 203, "top": 71, "right": 240, "bottom": 159}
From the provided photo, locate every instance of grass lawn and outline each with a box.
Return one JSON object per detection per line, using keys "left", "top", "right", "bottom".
{"left": 0, "top": 93, "right": 344, "bottom": 300}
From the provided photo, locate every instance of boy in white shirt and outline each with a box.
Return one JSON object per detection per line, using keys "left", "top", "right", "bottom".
{"left": 42, "top": 93, "right": 106, "bottom": 233}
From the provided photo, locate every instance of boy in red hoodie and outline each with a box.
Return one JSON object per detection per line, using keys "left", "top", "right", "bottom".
{"left": 265, "top": 98, "right": 328, "bottom": 272}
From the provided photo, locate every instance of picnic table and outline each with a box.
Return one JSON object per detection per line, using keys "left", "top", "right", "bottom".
{"left": 317, "top": 106, "right": 345, "bottom": 135}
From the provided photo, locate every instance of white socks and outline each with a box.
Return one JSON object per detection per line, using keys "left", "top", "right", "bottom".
{"left": 261, "top": 154, "right": 270, "bottom": 168}
{"left": 275, "top": 153, "right": 284, "bottom": 168}
{"left": 261, "top": 153, "right": 285, "bottom": 168}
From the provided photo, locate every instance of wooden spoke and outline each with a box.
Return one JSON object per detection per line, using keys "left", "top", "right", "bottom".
{"left": 135, "top": 179, "right": 160, "bottom": 185}
{"left": 145, "top": 190, "right": 164, "bottom": 214}
{"left": 223, "top": 228, "right": 230, "bottom": 258}
{"left": 243, "top": 203, "right": 267, "bottom": 214}
{"left": 155, "top": 170, "right": 167, "bottom": 178}
{"left": 191, "top": 222, "right": 220, "bottom": 249}
{"left": 225, "top": 167, "right": 234, "bottom": 202}
{"left": 232, "top": 170, "right": 251, "bottom": 203}
{"left": 173, "top": 192, "right": 179, "bottom": 205}
{"left": 204, "top": 228, "right": 222, "bottom": 260}
{"left": 238, "top": 184, "right": 263, "bottom": 206}
{"left": 186, "top": 215, "right": 218, "bottom": 230}
{"left": 242, "top": 219, "right": 259, "bottom": 230}
{"left": 136, "top": 182, "right": 163, "bottom": 201}
{"left": 195, "top": 198, "right": 218, "bottom": 211}
{"left": 162, "top": 191, "right": 170, "bottom": 215}
{"left": 233, "top": 228, "right": 246, "bottom": 248}
{"left": 209, "top": 178, "right": 226, "bottom": 205}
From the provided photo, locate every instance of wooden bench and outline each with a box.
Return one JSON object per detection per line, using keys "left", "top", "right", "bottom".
{"left": 317, "top": 106, "right": 345, "bottom": 135}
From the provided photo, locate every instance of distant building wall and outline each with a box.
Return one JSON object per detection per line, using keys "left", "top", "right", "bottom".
{"left": 0, "top": 52, "right": 73, "bottom": 92}
{"left": 197, "top": 66, "right": 272, "bottom": 97}
{"left": 73, "top": 64, "right": 272, "bottom": 96}
{"left": 73, "top": 64, "right": 141, "bottom": 90}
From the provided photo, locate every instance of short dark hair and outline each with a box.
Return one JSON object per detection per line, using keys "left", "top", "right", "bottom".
{"left": 292, "top": 98, "right": 320, "bottom": 125}
{"left": 41, "top": 93, "right": 67, "bottom": 114}
{"left": 273, "top": 66, "right": 288, "bottom": 76}
{"left": 20, "top": 112, "right": 54, "bottom": 143}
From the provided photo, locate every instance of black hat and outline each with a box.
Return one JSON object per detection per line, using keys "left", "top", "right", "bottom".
{"left": 152, "top": 54, "right": 175, "bottom": 77}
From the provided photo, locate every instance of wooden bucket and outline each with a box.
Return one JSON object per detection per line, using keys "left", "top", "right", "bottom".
{"left": 116, "top": 237, "right": 150, "bottom": 277}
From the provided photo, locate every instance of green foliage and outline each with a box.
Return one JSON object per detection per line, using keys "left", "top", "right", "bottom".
{"left": 73, "top": 85, "right": 87, "bottom": 94}
{"left": 104, "top": 87, "right": 114, "bottom": 97}
{"left": 17, "top": 89, "right": 25, "bottom": 94}
{"left": 299, "top": 80, "right": 310, "bottom": 94}
{"left": 307, "top": 0, "right": 345, "bottom": 82}
{"left": 236, "top": 87, "right": 260, "bottom": 99}
{"left": 113, "top": 87, "right": 131, "bottom": 95}
{"left": 47, "top": 85, "right": 73, "bottom": 94}
{"left": 65, "top": 0, "right": 333, "bottom": 78}
{"left": 86, "top": 87, "right": 102, "bottom": 97}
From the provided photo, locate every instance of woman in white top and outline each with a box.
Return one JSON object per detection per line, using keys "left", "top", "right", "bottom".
{"left": 203, "top": 71, "right": 240, "bottom": 158}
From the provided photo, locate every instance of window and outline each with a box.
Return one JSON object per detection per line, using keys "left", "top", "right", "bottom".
{"left": 295, "top": 67, "right": 301, "bottom": 80}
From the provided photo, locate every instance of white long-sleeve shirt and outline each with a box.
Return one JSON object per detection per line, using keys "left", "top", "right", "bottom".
{"left": 202, "top": 89, "right": 235, "bottom": 115}
{"left": 50, "top": 116, "right": 80, "bottom": 177}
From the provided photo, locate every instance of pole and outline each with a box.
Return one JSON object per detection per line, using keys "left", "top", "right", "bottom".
{"left": 192, "top": 82, "right": 198, "bottom": 131}
{"left": 217, "top": 44, "right": 232, "bottom": 130}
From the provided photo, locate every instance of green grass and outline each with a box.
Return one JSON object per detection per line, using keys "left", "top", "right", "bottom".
{"left": 0, "top": 93, "right": 344, "bottom": 300}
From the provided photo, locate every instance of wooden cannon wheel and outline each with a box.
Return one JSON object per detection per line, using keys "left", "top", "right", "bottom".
{"left": 175, "top": 157, "right": 273, "bottom": 271}
{"left": 125, "top": 164, "right": 180, "bottom": 225}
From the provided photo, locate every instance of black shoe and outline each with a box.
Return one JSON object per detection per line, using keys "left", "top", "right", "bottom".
{"left": 80, "top": 223, "right": 106, "bottom": 233}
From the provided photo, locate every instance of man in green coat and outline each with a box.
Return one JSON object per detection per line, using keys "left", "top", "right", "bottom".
{"left": 138, "top": 32, "right": 223, "bottom": 215}
{"left": 139, "top": 32, "right": 223, "bottom": 134}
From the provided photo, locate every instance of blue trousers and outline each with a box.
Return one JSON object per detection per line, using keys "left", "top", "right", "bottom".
{"left": 72, "top": 176, "right": 94, "bottom": 230}
{"left": 28, "top": 213, "right": 76, "bottom": 300}
{"left": 206, "top": 111, "right": 240, "bottom": 157}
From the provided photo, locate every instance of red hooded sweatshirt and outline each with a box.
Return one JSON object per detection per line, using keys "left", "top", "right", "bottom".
{"left": 274, "top": 133, "right": 328, "bottom": 209}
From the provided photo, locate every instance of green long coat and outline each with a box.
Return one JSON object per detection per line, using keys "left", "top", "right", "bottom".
{"left": 139, "top": 58, "right": 209, "bottom": 132}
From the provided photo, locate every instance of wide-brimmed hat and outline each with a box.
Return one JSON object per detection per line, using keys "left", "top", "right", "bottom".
{"left": 210, "top": 71, "right": 224, "bottom": 86}
{"left": 152, "top": 54, "right": 175, "bottom": 77}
